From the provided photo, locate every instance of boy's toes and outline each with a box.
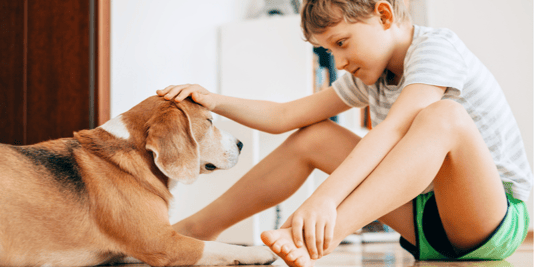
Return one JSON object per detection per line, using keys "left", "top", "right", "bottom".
{"left": 260, "top": 230, "right": 280, "bottom": 247}
{"left": 271, "top": 239, "right": 287, "bottom": 254}
{"left": 286, "top": 250, "right": 301, "bottom": 262}
{"left": 281, "top": 243, "right": 292, "bottom": 255}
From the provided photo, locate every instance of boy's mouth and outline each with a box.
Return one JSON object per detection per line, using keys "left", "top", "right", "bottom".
{"left": 351, "top": 68, "right": 360, "bottom": 76}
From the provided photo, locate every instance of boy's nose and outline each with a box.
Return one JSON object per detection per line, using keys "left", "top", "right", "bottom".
{"left": 334, "top": 56, "right": 348, "bottom": 70}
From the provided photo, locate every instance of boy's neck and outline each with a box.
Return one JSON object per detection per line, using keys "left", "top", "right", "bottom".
{"left": 386, "top": 21, "right": 414, "bottom": 85}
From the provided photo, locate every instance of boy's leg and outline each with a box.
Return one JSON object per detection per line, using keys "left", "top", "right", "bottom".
{"left": 172, "top": 119, "right": 417, "bottom": 243}
{"left": 172, "top": 120, "right": 359, "bottom": 239}
{"left": 263, "top": 100, "right": 507, "bottom": 266}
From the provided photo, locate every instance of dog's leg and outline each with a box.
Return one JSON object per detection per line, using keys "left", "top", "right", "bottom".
{"left": 115, "top": 227, "right": 277, "bottom": 266}
{"left": 196, "top": 241, "right": 277, "bottom": 266}
{"left": 96, "top": 195, "right": 277, "bottom": 266}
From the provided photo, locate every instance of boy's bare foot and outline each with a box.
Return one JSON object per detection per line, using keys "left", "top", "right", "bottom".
{"left": 261, "top": 228, "right": 315, "bottom": 267}
{"left": 172, "top": 220, "right": 219, "bottom": 241}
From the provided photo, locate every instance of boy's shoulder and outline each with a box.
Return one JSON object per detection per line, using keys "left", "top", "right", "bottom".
{"left": 406, "top": 25, "right": 467, "bottom": 62}
{"left": 412, "top": 25, "right": 461, "bottom": 47}
{"left": 401, "top": 25, "right": 470, "bottom": 94}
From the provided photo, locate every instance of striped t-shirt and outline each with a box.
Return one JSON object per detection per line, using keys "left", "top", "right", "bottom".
{"left": 332, "top": 24, "right": 533, "bottom": 201}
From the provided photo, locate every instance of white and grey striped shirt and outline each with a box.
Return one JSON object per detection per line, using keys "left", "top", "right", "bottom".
{"left": 332, "top": 25, "right": 533, "bottom": 201}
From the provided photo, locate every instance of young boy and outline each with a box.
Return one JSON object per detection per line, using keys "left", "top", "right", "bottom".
{"left": 157, "top": 0, "right": 532, "bottom": 266}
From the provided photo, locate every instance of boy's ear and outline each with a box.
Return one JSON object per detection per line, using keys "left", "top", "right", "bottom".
{"left": 375, "top": 1, "right": 394, "bottom": 29}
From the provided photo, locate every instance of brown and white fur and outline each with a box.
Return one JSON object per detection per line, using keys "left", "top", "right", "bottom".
{"left": 0, "top": 96, "right": 277, "bottom": 266}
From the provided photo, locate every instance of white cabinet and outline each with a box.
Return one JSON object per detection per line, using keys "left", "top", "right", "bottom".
{"left": 219, "top": 15, "right": 314, "bottom": 102}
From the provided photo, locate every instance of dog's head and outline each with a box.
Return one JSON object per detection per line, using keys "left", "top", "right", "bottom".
{"left": 97, "top": 96, "right": 242, "bottom": 185}
{"left": 145, "top": 97, "right": 242, "bottom": 184}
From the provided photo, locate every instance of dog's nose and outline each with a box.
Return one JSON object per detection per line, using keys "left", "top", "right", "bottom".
{"left": 237, "top": 140, "right": 243, "bottom": 153}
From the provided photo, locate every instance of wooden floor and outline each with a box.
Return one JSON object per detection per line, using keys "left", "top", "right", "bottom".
{"left": 110, "top": 234, "right": 533, "bottom": 267}
{"left": 304, "top": 235, "right": 533, "bottom": 267}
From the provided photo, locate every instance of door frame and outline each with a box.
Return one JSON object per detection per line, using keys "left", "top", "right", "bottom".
{"left": 95, "top": 0, "right": 111, "bottom": 126}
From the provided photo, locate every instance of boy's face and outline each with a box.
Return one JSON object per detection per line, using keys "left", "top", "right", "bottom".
{"left": 312, "top": 17, "right": 395, "bottom": 86}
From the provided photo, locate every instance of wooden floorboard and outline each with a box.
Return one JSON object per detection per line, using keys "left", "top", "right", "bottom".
{"left": 108, "top": 233, "right": 533, "bottom": 266}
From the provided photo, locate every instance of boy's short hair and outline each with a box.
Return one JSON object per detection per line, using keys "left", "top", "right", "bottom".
{"left": 301, "top": 0, "right": 411, "bottom": 45}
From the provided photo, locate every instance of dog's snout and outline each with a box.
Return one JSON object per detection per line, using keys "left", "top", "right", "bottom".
{"left": 208, "top": 130, "right": 241, "bottom": 171}
{"left": 236, "top": 141, "right": 243, "bottom": 153}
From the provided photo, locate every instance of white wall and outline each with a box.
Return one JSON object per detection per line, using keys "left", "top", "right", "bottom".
{"left": 416, "top": 0, "right": 534, "bottom": 231}
{"left": 111, "top": 0, "right": 263, "bottom": 117}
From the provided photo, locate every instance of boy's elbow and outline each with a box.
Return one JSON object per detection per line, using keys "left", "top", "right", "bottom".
{"left": 264, "top": 125, "right": 289, "bottom": 135}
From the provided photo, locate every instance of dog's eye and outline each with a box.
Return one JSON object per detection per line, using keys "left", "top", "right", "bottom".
{"left": 205, "top": 163, "right": 216, "bottom": 170}
{"left": 207, "top": 119, "right": 213, "bottom": 125}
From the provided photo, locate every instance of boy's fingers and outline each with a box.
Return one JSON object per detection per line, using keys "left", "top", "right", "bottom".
{"left": 304, "top": 220, "right": 317, "bottom": 259}
{"left": 291, "top": 219, "right": 304, "bottom": 247}
{"left": 324, "top": 221, "right": 334, "bottom": 251}
{"left": 164, "top": 84, "right": 175, "bottom": 91}
{"left": 163, "top": 85, "right": 178, "bottom": 96}
{"left": 169, "top": 85, "right": 190, "bottom": 101}
{"left": 157, "top": 85, "right": 174, "bottom": 95}
{"left": 165, "top": 87, "right": 181, "bottom": 100}
{"left": 316, "top": 223, "right": 324, "bottom": 258}
{"left": 280, "top": 215, "right": 293, "bottom": 229}
{"left": 176, "top": 88, "right": 191, "bottom": 102}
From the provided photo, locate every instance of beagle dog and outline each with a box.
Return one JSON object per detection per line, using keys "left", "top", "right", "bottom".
{"left": 0, "top": 96, "right": 277, "bottom": 266}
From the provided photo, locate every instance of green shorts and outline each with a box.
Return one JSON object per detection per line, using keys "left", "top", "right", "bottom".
{"left": 400, "top": 192, "right": 530, "bottom": 260}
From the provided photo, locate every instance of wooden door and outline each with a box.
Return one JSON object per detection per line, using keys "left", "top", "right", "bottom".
{"left": 0, "top": 0, "right": 109, "bottom": 145}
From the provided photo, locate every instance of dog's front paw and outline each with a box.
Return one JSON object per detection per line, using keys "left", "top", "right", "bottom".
{"left": 196, "top": 241, "right": 278, "bottom": 265}
{"left": 241, "top": 246, "right": 278, "bottom": 265}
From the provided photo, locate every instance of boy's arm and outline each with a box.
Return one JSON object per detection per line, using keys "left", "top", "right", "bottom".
{"left": 158, "top": 85, "right": 351, "bottom": 134}
{"left": 212, "top": 87, "right": 350, "bottom": 133}
{"left": 315, "top": 84, "right": 446, "bottom": 204}
{"left": 290, "top": 83, "right": 446, "bottom": 255}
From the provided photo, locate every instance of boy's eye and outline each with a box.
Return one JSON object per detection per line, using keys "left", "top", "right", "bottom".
{"left": 336, "top": 40, "right": 345, "bottom": 47}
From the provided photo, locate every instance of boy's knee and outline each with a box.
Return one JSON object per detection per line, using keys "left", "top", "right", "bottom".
{"left": 415, "top": 100, "right": 470, "bottom": 133}
{"left": 287, "top": 120, "right": 333, "bottom": 154}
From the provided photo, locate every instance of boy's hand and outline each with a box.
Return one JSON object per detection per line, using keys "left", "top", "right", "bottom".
{"left": 281, "top": 200, "right": 337, "bottom": 260}
{"left": 156, "top": 84, "right": 216, "bottom": 110}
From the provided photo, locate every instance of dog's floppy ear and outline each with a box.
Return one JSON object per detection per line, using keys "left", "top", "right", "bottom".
{"left": 145, "top": 105, "right": 200, "bottom": 184}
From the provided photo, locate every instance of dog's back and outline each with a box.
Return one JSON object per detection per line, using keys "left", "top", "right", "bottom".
{"left": 0, "top": 141, "right": 115, "bottom": 266}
